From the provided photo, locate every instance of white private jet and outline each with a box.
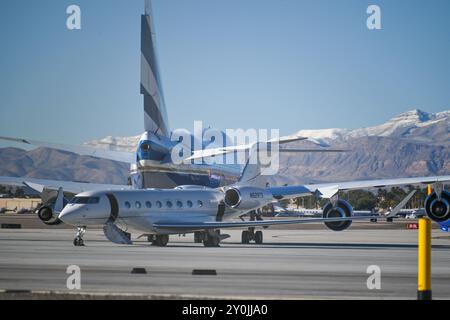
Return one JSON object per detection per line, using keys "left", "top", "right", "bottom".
{"left": 58, "top": 170, "right": 450, "bottom": 247}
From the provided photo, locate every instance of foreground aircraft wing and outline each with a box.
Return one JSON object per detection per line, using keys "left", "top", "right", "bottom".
{"left": 0, "top": 136, "right": 134, "bottom": 163}
{"left": 268, "top": 175, "right": 450, "bottom": 200}
{"left": 153, "top": 216, "right": 371, "bottom": 231}
{"left": 0, "top": 176, "right": 131, "bottom": 194}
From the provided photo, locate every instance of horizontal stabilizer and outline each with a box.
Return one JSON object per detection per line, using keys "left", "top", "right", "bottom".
{"left": 183, "top": 136, "right": 309, "bottom": 162}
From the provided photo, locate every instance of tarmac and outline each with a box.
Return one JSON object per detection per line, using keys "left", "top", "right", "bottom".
{"left": 0, "top": 220, "right": 450, "bottom": 300}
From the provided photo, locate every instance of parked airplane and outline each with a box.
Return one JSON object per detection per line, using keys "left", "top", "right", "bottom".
{"left": 58, "top": 173, "right": 450, "bottom": 247}
{"left": 1, "top": 1, "right": 450, "bottom": 246}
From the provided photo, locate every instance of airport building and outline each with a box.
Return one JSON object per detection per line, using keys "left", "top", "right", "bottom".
{"left": 0, "top": 198, "right": 41, "bottom": 212}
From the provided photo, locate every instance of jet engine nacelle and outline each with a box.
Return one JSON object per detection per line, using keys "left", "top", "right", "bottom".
{"left": 424, "top": 191, "right": 450, "bottom": 223}
{"left": 322, "top": 199, "right": 353, "bottom": 231}
{"left": 37, "top": 206, "right": 62, "bottom": 226}
{"left": 224, "top": 187, "right": 273, "bottom": 211}
{"left": 36, "top": 196, "right": 68, "bottom": 226}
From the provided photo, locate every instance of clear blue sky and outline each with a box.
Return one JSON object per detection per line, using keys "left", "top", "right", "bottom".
{"left": 0, "top": 0, "right": 449, "bottom": 145}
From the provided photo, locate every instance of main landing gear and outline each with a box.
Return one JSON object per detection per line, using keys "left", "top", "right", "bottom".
{"left": 194, "top": 231, "right": 203, "bottom": 243}
{"left": 73, "top": 227, "right": 86, "bottom": 246}
{"left": 147, "top": 234, "right": 169, "bottom": 247}
{"left": 193, "top": 231, "right": 221, "bottom": 247}
{"left": 203, "top": 230, "right": 221, "bottom": 247}
{"left": 241, "top": 227, "right": 263, "bottom": 244}
{"left": 241, "top": 210, "right": 265, "bottom": 244}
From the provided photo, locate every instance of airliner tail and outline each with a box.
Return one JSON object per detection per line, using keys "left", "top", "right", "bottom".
{"left": 140, "top": 1, "right": 170, "bottom": 137}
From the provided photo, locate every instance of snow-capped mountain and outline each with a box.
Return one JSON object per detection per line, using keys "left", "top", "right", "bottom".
{"left": 84, "top": 109, "right": 450, "bottom": 150}
{"left": 292, "top": 109, "right": 450, "bottom": 146}
{"left": 84, "top": 135, "right": 140, "bottom": 153}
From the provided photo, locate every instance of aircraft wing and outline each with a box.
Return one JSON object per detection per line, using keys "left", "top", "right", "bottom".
{"left": 153, "top": 216, "right": 370, "bottom": 231}
{"left": 0, "top": 176, "right": 131, "bottom": 194}
{"left": 268, "top": 175, "right": 450, "bottom": 200}
{"left": 0, "top": 136, "right": 134, "bottom": 163}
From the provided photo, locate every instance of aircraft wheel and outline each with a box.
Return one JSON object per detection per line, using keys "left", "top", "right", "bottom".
{"left": 241, "top": 231, "right": 250, "bottom": 244}
{"left": 203, "top": 234, "right": 220, "bottom": 247}
{"left": 153, "top": 235, "right": 169, "bottom": 247}
{"left": 73, "top": 237, "right": 84, "bottom": 247}
{"left": 194, "top": 232, "right": 203, "bottom": 243}
{"left": 255, "top": 231, "right": 263, "bottom": 244}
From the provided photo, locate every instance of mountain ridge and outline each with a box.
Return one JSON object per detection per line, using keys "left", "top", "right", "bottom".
{"left": 0, "top": 109, "right": 449, "bottom": 185}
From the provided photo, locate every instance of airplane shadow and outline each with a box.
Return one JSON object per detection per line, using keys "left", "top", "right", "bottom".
{"left": 132, "top": 241, "right": 450, "bottom": 250}
{"left": 2, "top": 238, "right": 450, "bottom": 250}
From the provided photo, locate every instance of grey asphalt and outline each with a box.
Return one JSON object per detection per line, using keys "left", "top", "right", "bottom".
{"left": 0, "top": 226, "right": 450, "bottom": 299}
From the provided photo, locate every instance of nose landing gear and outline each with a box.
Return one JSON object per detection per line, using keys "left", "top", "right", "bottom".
{"left": 73, "top": 227, "right": 86, "bottom": 246}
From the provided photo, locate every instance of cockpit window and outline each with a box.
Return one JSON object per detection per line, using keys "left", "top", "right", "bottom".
{"left": 71, "top": 197, "right": 100, "bottom": 204}
{"left": 141, "top": 143, "right": 150, "bottom": 151}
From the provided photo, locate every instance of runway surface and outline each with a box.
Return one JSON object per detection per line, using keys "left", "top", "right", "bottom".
{"left": 1, "top": 226, "right": 450, "bottom": 299}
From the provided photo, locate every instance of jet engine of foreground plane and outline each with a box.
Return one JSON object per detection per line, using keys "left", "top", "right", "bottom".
{"left": 224, "top": 187, "right": 274, "bottom": 211}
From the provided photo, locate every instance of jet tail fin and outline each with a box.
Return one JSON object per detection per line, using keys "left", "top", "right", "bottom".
{"left": 141, "top": 0, "right": 170, "bottom": 137}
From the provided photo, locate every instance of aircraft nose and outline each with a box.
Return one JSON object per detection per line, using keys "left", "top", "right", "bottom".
{"left": 59, "top": 205, "right": 85, "bottom": 225}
